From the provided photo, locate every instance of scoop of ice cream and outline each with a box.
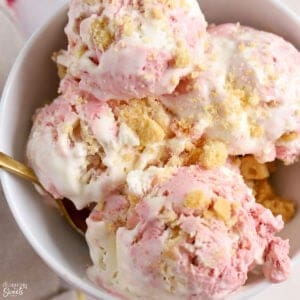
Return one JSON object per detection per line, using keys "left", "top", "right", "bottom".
{"left": 55, "top": 0, "right": 207, "bottom": 101}
{"left": 162, "top": 23, "right": 300, "bottom": 164}
{"left": 26, "top": 77, "right": 192, "bottom": 209}
{"left": 86, "top": 165, "right": 290, "bottom": 299}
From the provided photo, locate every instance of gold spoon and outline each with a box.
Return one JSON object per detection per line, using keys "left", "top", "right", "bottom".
{"left": 0, "top": 151, "right": 88, "bottom": 235}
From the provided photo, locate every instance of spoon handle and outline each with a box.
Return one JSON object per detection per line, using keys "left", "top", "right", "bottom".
{"left": 0, "top": 151, "right": 85, "bottom": 235}
{"left": 0, "top": 152, "right": 40, "bottom": 186}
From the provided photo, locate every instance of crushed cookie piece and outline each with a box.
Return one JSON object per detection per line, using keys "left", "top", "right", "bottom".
{"left": 121, "top": 15, "right": 137, "bottom": 36}
{"left": 249, "top": 122, "right": 264, "bottom": 138}
{"left": 118, "top": 100, "right": 166, "bottom": 146}
{"left": 266, "top": 99, "right": 279, "bottom": 108}
{"left": 52, "top": 51, "right": 67, "bottom": 79}
{"left": 199, "top": 140, "right": 228, "bottom": 169}
{"left": 240, "top": 156, "right": 269, "bottom": 180}
{"left": 170, "top": 76, "right": 179, "bottom": 86}
{"left": 278, "top": 131, "right": 298, "bottom": 143}
{"left": 159, "top": 208, "right": 177, "bottom": 224}
{"left": 176, "top": 119, "right": 192, "bottom": 134}
{"left": 84, "top": 0, "right": 98, "bottom": 4}
{"left": 184, "top": 147, "right": 202, "bottom": 166}
{"left": 253, "top": 180, "right": 296, "bottom": 223}
{"left": 203, "top": 209, "right": 215, "bottom": 220}
{"left": 122, "top": 153, "right": 134, "bottom": 162}
{"left": 128, "top": 194, "right": 140, "bottom": 207}
{"left": 225, "top": 79, "right": 259, "bottom": 108}
{"left": 80, "top": 122, "right": 101, "bottom": 154}
{"left": 183, "top": 140, "right": 228, "bottom": 169}
{"left": 151, "top": 7, "right": 163, "bottom": 19}
{"left": 184, "top": 190, "right": 211, "bottom": 209}
{"left": 57, "top": 63, "right": 67, "bottom": 79}
{"left": 167, "top": 155, "right": 183, "bottom": 167}
{"left": 91, "top": 17, "right": 113, "bottom": 51}
{"left": 253, "top": 180, "right": 274, "bottom": 203}
{"left": 173, "top": 41, "right": 191, "bottom": 68}
{"left": 137, "top": 117, "right": 165, "bottom": 146}
{"left": 213, "top": 197, "right": 232, "bottom": 223}
{"left": 146, "top": 98, "right": 171, "bottom": 134}
{"left": 87, "top": 154, "right": 103, "bottom": 169}
{"left": 75, "top": 44, "right": 88, "bottom": 58}
{"left": 262, "top": 197, "right": 295, "bottom": 223}
{"left": 238, "top": 43, "right": 246, "bottom": 52}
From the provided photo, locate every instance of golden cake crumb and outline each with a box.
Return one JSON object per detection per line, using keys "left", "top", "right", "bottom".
{"left": 203, "top": 209, "right": 215, "bottom": 220}
{"left": 118, "top": 99, "right": 166, "bottom": 146}
{"left": 183, "top": 139, "right": 228, "bottom": 169}
{"left": 240, "top": 156, "right": 269, "bottom": 180}
{"left": 213, "top": 197, "right": 231, "bottom": 223}
{"left": 238, "top": 43, "right": 246, "bottom": 52}
{"left": 138, "top": 117, "right": 165, "bottom": 146}
{"left": 262, "top": 197, "right": 295, "bottom": 223}
{"left": 84, "top": 0, "right": 98, "bottom": 4}
{"left": 184, "top": 147, "right": 202, "bottom": 166}
{"left": 121, "top": 15, "right": 137, "bottom": 37}
{"left": 57, "top": 63, "right": 67, "bottom": 79}
{"left": 253, "top": 180, "right": 296, "bottom": 222}
{"left": 225, "top": 79, "right": 259, "bottom": 108}
{"left": 170, "top": 76, "right": 179, "bottom": 86}
{"left": 184, "top": 190, "right": 211, "bottom": 209}
{"left": 95, "top": 202, "right": 104, "bottom": 212}
{"left": 91, "top": 17, "right": 113, "bottom": 51}
{"left": 174, "top": 41, "right": 191, "bottom": 68}
{"left": 249, "top": 122, "right": 264, "bottom": 138}
{"left": 199, "top": 140, "right": 228, "bottom": 169}
{"left": 128, "top": 194, "right": 140, "bottom": 206}
{"left": 151, "top": 7, "right": 163, "bottom": 19}
{"left": 75, "top": 44, "right": 88, "bottom": 58}
{"left": 146, "top": 98, "right": 171, "bottom": 134}
{"left": 278, "top": 131, "right": 298, "bottom": 143}
{"left": 159, "top": 208, "right": 178, "bottom": 224}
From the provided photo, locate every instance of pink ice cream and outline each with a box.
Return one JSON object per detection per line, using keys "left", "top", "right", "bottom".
{"left": 26, "top": 77, "right": 191, "bottom": 209}
{"left": 26, "top": 1, "right": 296, "bottom": 298}
{"left": 162, "top": 23, "right": 300, "bottom": 164}
{"left": 26, "top": 77, "right": 122, "bottom": 209}
{"left": 56, "top": 0, "right": 207, "bottom": 101}
{"left": 86, "top": 165, "right": 290, "bottom": 299}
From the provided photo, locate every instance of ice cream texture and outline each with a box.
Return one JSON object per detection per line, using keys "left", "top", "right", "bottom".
{"left": 25, "top": 0, "right": 300, "bottom": 299}
{"left": 27, "top": 77, "right": 194, "bottom": 209}
{"left": 55, "top": 0, "right": 207, "bottom": 101}
{"left": 86, "top": 166, "right": 290, "bottom": 299}
{"left": 162, "top": 23, "right": 300, "bottom": 164}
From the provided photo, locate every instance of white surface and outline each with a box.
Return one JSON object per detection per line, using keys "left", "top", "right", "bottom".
{"left": 0, "top": 4, "right": 23, "bottom": 92}
{"left": 0, "top": 1, "right": 299, "bottom": 300}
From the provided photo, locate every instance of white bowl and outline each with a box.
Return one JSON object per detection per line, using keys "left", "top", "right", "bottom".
{"left": 0, "top": 1, "right": 299, "bottom": 299}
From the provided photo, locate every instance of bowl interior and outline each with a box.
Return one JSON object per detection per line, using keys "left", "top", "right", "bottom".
{"left": 0, "top": 0, "right": 299, "bottom": 299}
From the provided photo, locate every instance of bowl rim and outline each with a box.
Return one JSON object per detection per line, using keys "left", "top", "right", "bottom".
{"left": 0, "top": 0, "right": 299, "bottom": 299}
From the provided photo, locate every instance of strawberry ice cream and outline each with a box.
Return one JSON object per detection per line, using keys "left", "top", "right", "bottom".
{"left": 86, "top": 165, "right": 290, "bottom": 299}
{"left": 162, "top": 23, "right": 300, "bottom": 164}
{"left": 55, "top": 0, "right": 207, "bottom": 101}
{"left": 26, "top": 77, "right": 192, "bottom": 209}
{"left": 25, "top": 1, "right": 298, "bottom": 298}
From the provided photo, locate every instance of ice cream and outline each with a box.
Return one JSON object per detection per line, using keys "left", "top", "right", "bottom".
{"left": 86, "top": 165, "right": 290, "bottom": 299}
{"left": 27, "top": 77, "right": 193, "bottom": 209}
{"left": 162, "top": 23, "right": 300, "bottom": 164}
{"left": 55, "top": 0, "right": 207, "bottom": 101}
{"left": 25, "top": 0, "right": 298, "bottom": 298}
